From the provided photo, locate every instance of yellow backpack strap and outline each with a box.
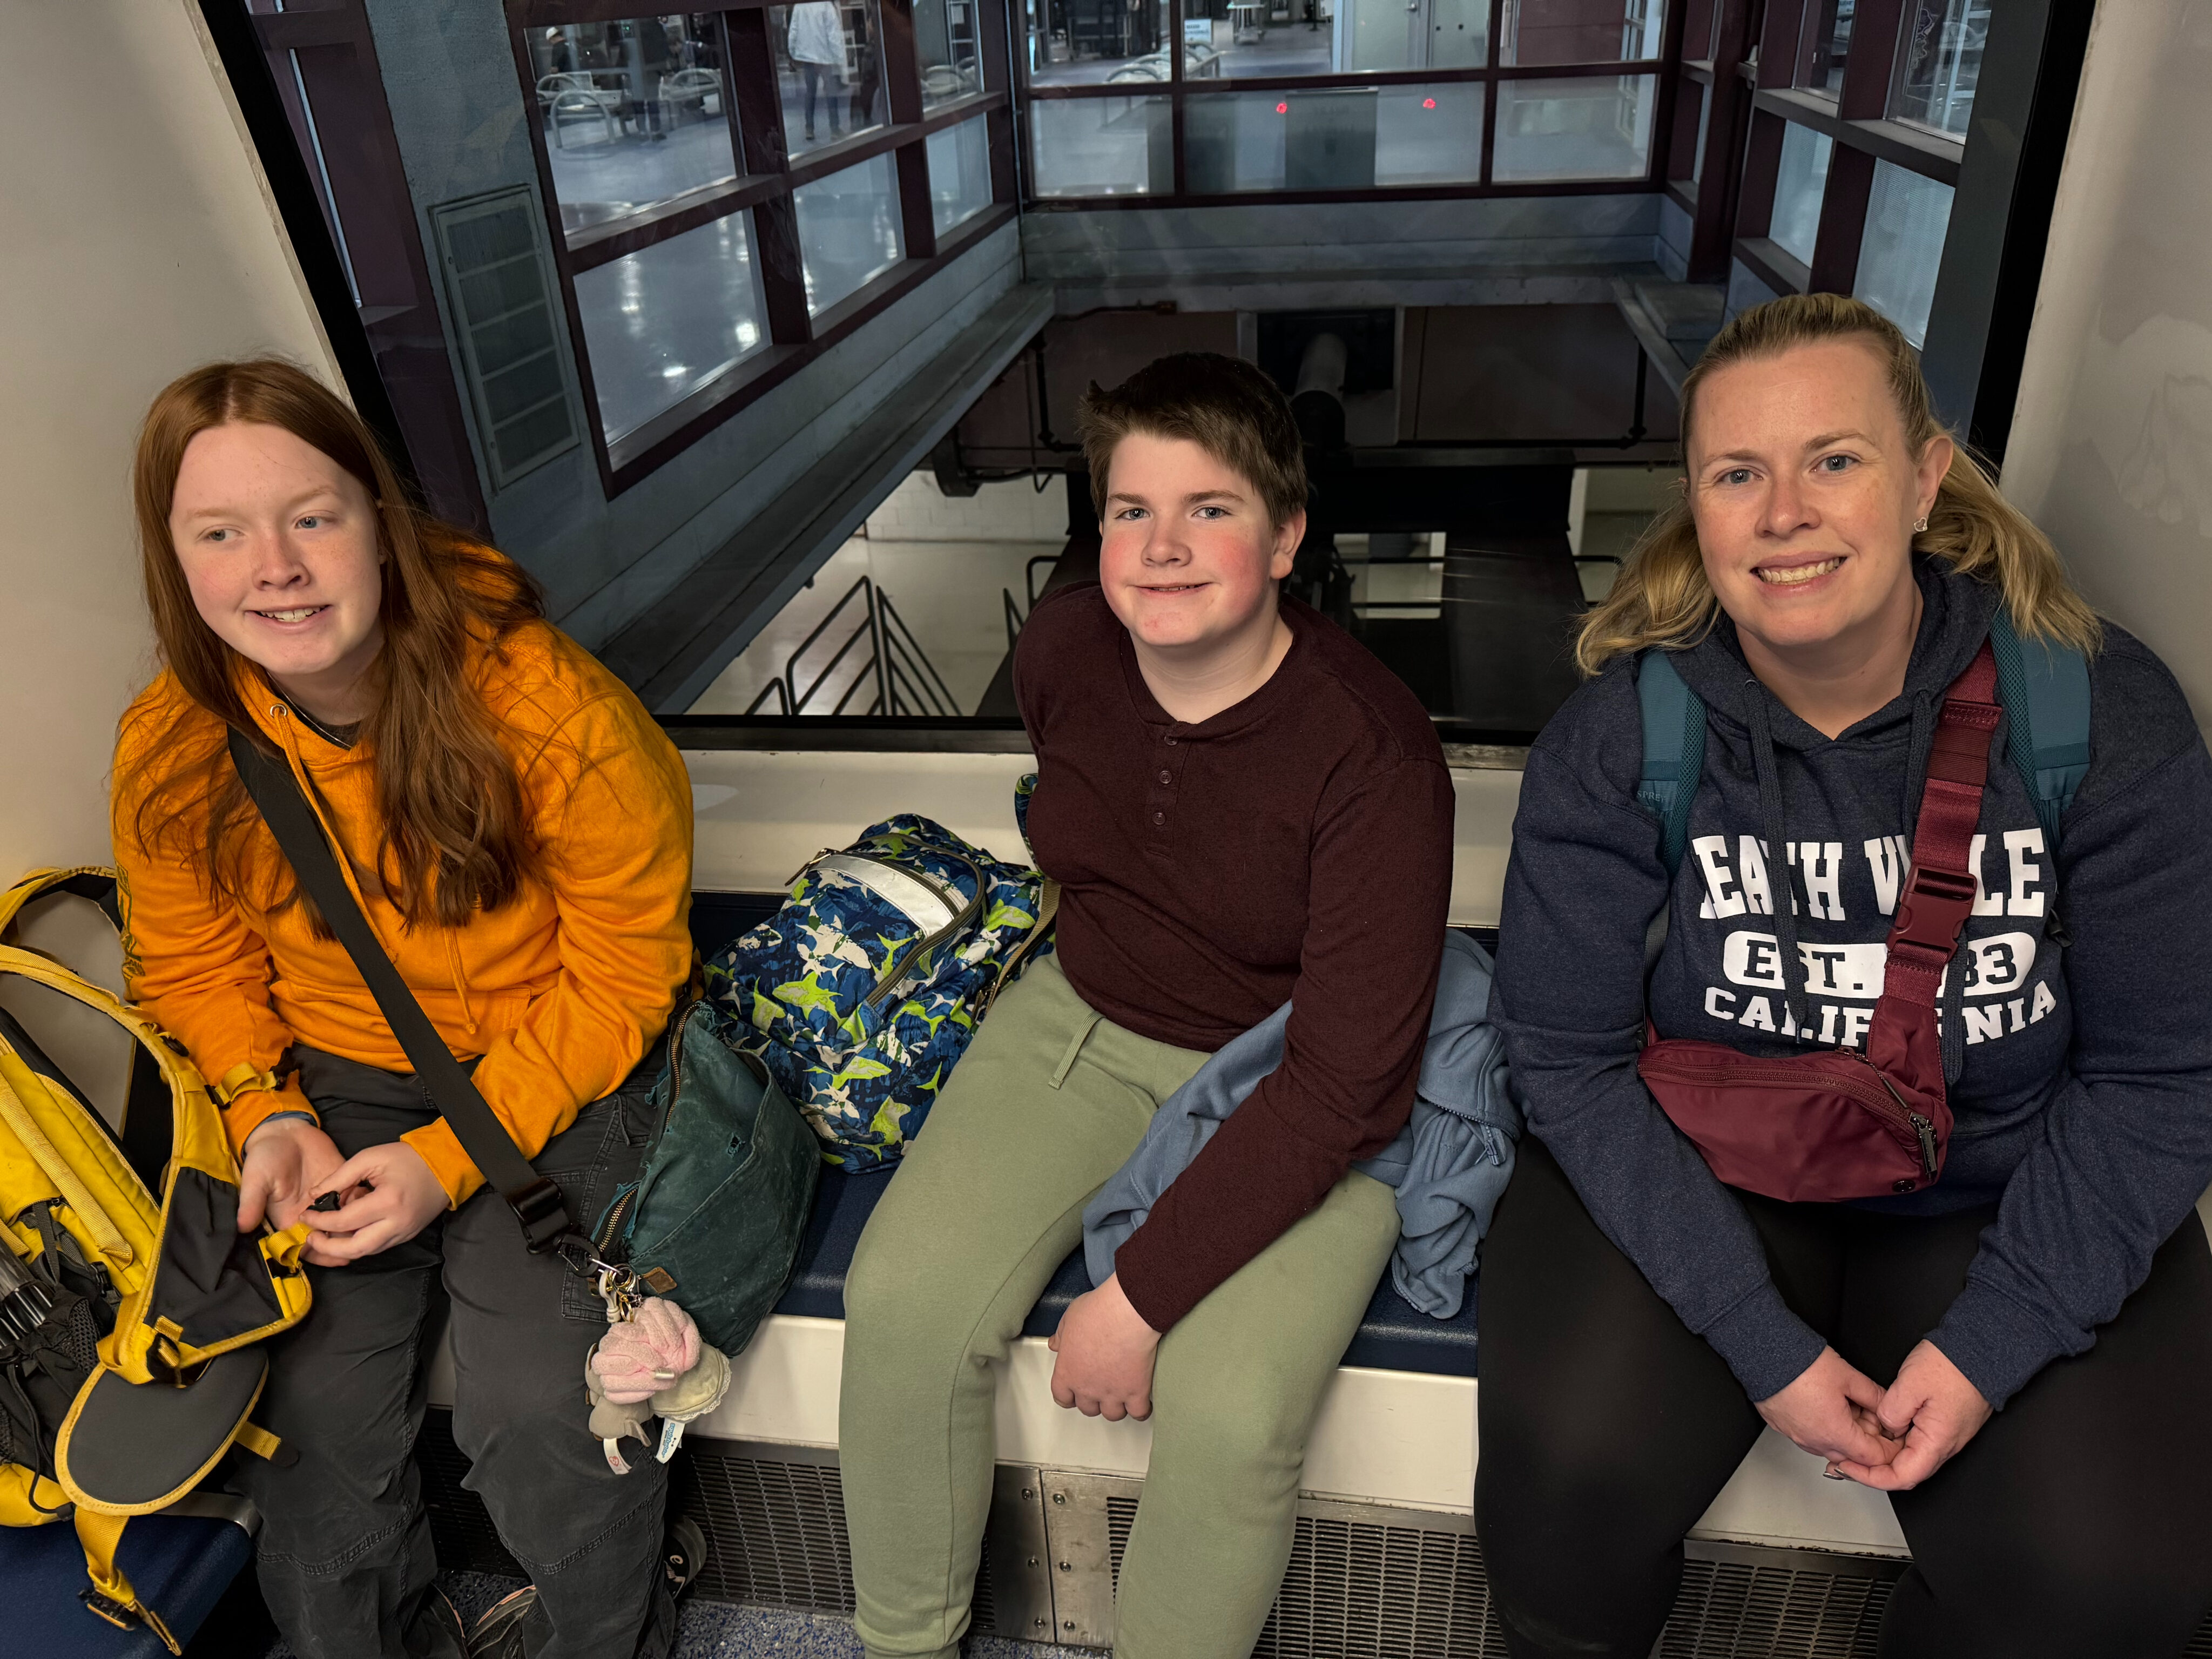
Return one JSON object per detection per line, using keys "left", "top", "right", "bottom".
{"left": 73, "top": 1508, "right": 183, "bottom": 1655}
{"left": 0, "top": 867, "right": 122, "bottom": 940}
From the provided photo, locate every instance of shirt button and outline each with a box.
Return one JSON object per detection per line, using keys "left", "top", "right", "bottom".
{"left": 1157, "top": 769, "right": 1171, "bottom": 785}
{"left": 1152, "top": 811, "right": 1165, "bottom": 826}
{"left": 1164, "top": 735, "right": 1178, "bottom": 746}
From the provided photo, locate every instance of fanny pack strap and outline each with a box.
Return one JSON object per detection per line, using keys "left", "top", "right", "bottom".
{"left": 1873, "top": 640, "right": 2001, "bottom": 1016}
{"left": 227, "top": 730, "right": 582, "bottom": 1258}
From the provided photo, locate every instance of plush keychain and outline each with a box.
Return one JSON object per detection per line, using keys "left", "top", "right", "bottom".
{"left": 584, "top": 1296, "right": 732, "bottom": 1474}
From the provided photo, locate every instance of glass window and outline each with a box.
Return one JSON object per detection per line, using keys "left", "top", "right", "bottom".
{"left": 573, "top": 212, "right": 767, "bottom": 443}
{"left": 1854, "top": 160, "right": 1954, "bottom": 347}
{"left": 1028, "top": 96, "right": 1171, "bottom": 197}
{"left": 1768, "top": 119, "right": 1831, "bottom": 266}
{"left": 1185, "top": 84, "right": 1481, "bottom": 191}
{"left": 772, "top": 2, "right": 888, "bottom": 160}
{"left": 914, "top": 0, "right": 986, "bottom": 106}
{"left": 1798, "top": 0, "right": 1851, "bottom": 96}
{"left": 1501, "top": 0, "right": 1665, "bottom": 67}
{"left": 792, "top": 152, "right": 904, "bottom": 314}
{"left": 927, "top": 114, "right": 994, "bottom": 234}
{"left": 1492, "top": 73, "right": 1657, "bottom": 181}
{"left": 1027, "top": 0, "right": 1175, "bottom": 88}
{"left": 528, "top": 15, "right": 732, "bottom": 238}
{"left": 1378, "top": 83, "right": 1485, "bottom": 185}
{"left": 1341, "top": 0, "right": 1491, "bottom": 76}
{"left": 1890, "top": 0, "right": 1987, "bottom": 138}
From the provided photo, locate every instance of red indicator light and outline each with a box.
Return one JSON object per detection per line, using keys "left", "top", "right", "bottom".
{"left": 1276, "top": 101, "right": 1288, "bottom": 113}
{"left": 1422, "top": 97, "right": 1437, "bottom": 109}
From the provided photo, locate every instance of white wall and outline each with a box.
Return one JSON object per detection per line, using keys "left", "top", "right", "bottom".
{"left": 0, "top": 1, "right": 338, "bottom": 881}
{"left": 2002, "top": 1, "right": 2212, "bottom": 731}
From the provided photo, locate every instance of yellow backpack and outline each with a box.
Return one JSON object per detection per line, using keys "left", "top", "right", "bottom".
{"left": 0, "top": 867, "right": 312, "bottom": 1651}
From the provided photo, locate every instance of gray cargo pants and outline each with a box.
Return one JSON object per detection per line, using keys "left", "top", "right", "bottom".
{"left": 236, "top": 1044, "right": 675, "bottom": 1659}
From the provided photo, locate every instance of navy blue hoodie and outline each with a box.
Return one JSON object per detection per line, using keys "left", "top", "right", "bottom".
{"left": 1494, "top": 560, "right": 2212, "bottom": 1408}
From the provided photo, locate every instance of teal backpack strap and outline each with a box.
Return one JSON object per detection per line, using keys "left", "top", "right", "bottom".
{"left": 1636, "top": 649, "right": 1708, "bottom": 878}
{"left": 1986, "top": 608, "right": 2092, "bottom": 853}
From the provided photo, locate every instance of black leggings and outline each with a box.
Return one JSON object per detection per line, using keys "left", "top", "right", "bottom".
{"left": 1475, "top": 1137, "right": 2212, "bottom": 1658}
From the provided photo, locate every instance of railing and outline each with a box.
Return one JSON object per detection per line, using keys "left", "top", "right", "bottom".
{"left": 743, "top": 574, "right": 962, "bottom": 718}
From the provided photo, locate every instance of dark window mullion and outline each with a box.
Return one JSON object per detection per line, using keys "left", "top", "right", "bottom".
{"left": 725, "top": 6, "right": 813, "bottom": 344}
{"left": 1836, "top": 0, "right": 1908, "bottom": 120}
{"left": 1808, "top": 140, "right": 1873, "bottom": 293}
{"left": 1479, "top": 0, "right": 1505, "bottom": 184}
{"left": 1645, "top": 0, "right": 1692, "bottom": 187}
{"left": 878, "top": 0, "right": 936, "bottom": 258}
{"left": 1687, "top": 0, "right": 1758, "bottom": 280}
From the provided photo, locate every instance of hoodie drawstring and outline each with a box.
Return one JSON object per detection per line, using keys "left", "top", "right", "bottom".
{"left": 1743, "top": 686, "right": 1808, "bottom": 1041}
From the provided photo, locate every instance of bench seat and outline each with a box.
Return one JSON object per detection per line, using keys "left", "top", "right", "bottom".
{"left": 0, "top": 1508, "right": 253, "bottom": 1657}
{"left": 774, "top": 1163, "right": 1480, "bottom": 1376}
{"left": 695, "top": 893, "right": 1483, "bottom": 1380}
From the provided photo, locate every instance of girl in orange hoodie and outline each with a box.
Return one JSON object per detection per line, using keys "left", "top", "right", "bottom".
{"left": 111, "top": 361, "right": 696, "bottom": 1659}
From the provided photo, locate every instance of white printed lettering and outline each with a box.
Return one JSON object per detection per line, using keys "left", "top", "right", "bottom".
{"left": 2031, "top": 981, "right": 2056, "bottom": 1023}
{"left": 1864, "top": 835, "right": 1910, "bottom": 915}
{"left": 1739, "top": 837, "right": 1773, "bottom": 915}
{"left": 1965, "top": 1005, "right": 2006, "bottom": 1044}
{"left": 1704, "top": 986, "right": 1738, "bottom": 1020}
{"left": 1693, "top": 835, "right": 1745, "bottom": 919}
{"left": 1817, "top": 1003, "right": 1839, "bottom": 1042}
{"left": 1798, "top": 841, "right": 1847, "bottom": 919}
{"left": 2004, "top": 829, "right": 2047, "bottom": 917}
{"left": 2008, "top": 996, "right": 2027, "bottom": 1033}
{"left": 1738, "top": 996, "right": 1776, "bottom": 1031}
{"left": 1968, "top": 835, "right": 2006, "bottom": 916}
{"left": 1839, "top": 1006, "right": 1872, "bottom": 1048}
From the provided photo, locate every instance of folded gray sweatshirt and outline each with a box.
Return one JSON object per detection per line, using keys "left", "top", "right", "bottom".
{"left": 1084, "top": 930, "right": 1522, "bottom": 1318}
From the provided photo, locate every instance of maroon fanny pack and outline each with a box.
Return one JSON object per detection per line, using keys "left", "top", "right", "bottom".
{"left": 1637, "top": 641, "right": 2001, "bottom": 1204}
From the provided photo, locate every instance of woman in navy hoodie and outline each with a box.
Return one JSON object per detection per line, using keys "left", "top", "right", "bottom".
{"left": 1483, "top": 293, "right": 2212, "bottom": 1658}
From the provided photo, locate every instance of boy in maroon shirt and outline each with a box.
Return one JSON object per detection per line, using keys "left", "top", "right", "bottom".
{"left": 839, "top": 353, "right": 1455, "bottom": 1659}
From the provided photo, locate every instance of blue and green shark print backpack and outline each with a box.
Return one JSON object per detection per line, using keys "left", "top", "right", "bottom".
{"left": 701, "top": 806, "right": 1057, "bottom": 1171}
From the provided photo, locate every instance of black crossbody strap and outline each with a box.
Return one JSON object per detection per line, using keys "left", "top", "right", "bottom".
{"left": 227, "top": 729, "right": 578, "bottom": 1253}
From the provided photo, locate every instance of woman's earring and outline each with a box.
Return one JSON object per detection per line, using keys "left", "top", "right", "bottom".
{"left": 1913, "top": 515, "right": 1929, "bottom": 533}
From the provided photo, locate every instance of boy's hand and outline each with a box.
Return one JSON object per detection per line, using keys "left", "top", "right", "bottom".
{"left": 1049, "top": 1273, "right": 1162, "bottom": 1421}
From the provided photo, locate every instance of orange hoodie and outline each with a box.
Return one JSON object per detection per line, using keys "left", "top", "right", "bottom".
{"left": 110, "top": 621, "right": 693, "bottom": 1209}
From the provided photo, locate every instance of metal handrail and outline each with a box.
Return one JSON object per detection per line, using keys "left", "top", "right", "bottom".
{"left": 776, "top": 572, "right": 961, "bottom": 717}
{"left": 1002, "top": 588, "right": 1026, "bottom": 655}
{"left": 1024, "top": 554, "right": 1060, "bottom": 609}
{"left": 742, "top": 676, "right": 792, "bottom": 715}
{"left": 876, "top": 589, "right": 960, "bottom": 717}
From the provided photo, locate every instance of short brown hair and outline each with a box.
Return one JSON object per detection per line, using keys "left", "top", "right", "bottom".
{"left": 1076, "top": 352, "right": 1308, "bottom": 529}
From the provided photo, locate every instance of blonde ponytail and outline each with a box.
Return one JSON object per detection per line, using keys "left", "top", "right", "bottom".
{"left": 1576, "top": 293, "right": 2100, "bottom": 676}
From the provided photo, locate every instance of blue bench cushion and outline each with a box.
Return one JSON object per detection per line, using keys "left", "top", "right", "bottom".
{"left": 774, "top": 1164, "right": 1480, "bottom": 1377}
{"left": 0, "top": 1512, "right": 253, "bottom": 1657}
{"left": 701, "top": 893, "right": 1483, "bottom": 1379}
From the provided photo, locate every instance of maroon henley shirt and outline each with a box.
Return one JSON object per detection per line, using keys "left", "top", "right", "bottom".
{"left": 1014, "top": 584, "right": 1456, "bottom": 1331}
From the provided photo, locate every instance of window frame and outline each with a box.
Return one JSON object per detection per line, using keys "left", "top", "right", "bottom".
{"left": 508, "top": 0, "right": 1020, "bottom": 496}
{"left": 1723, "top": 0, "right": 1966, "bottom": 301}
{"left": 1014, "top": 0, "right": 1694, "bottom": 209}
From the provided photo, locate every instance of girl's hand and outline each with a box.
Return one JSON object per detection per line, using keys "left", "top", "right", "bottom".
{"left": 299, "top": 1141, "right": 450, "bottom": 1265}
{"left": 1756, "top": 1346, "right": 1901, "bottom": 1476}
{"left": 238, "top": 1116, "right": 347, "bottom": 1233}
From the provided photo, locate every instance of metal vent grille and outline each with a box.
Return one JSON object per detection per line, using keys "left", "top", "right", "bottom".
{"left": 675, "top": 1448, "right": 855, "bottom": 1611}
{"left": 428, "top": 187, "right": 578, "bottom": 489}
{"left": 1108, "top": 1496, "right": 1510, "bottom": 1658}
{"left": 1660, "top": 1556, "right": 1890, "bottom": 1658}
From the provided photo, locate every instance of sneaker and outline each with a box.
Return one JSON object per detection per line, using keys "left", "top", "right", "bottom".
{"left": 664, "top": 1514, "right": 708, "bottom": 1599}
{"left": 421, "top": 1587, "right": 467, "bottom": 1657}
{"left": 467, "top": 1586, "right": 536, "bottom": 1659}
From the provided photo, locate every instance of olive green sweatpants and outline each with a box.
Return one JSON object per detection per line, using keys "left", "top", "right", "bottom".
{"left": 839, "top": 952, "right": 1400, "bottom": 1659}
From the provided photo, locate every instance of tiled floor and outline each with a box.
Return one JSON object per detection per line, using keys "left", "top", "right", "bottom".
{"left": 264, "top": 1570, "right": 1097, "bottom": 1658}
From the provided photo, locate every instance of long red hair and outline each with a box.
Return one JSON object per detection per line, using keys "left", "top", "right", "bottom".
{"left": 124, "top": 359, "right": 547, "bottom": 928}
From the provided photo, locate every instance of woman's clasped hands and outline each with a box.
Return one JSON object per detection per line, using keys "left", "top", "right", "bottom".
{"left": 1758, "top": 1341, "right": 1993, "bottom": 1492}
{"left": 237, "top": 1114, "right": 451, "bottom": 1264}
